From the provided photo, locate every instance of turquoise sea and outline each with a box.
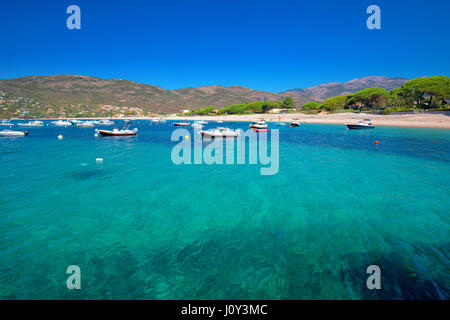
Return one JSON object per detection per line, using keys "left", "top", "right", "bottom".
{"left": 0, "top": 120, "right": 449, "bottom": 299}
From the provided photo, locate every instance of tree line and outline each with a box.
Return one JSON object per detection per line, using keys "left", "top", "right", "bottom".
{"left": 187, "top": 97, "right": 296, "bottom": 115}
{"left": 302, "top": 76, "right": 450, "bottom": 113}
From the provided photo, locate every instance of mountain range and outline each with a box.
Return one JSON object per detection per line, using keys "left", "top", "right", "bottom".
{"left": 0, "top": 75, "right": 409, "bottom": 114}
{"left": 283, "top": 76, "right": 409, "bottom": 100}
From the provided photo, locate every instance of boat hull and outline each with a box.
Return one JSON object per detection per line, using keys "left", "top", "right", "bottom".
{"left": 0, "top": 130, "right": 28, "bottom": 136}
{"left": 98, "top": 130, "right": 137, "bottom": 136}
{"left": 347, "top": 124, "right": 375, "bottom": 129}
{"left": 253, "top": 128, "right": 269, "bottom": 133}
{"left": 200, "top": 131, "right": 239, "bottom": 138}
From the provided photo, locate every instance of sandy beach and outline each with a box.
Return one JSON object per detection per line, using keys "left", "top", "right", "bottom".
{"left": 165, "top": 111, "right": 450, "bottom": 129}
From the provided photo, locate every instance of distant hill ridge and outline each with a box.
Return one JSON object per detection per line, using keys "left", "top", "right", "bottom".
{"left": 283, "top": 76, "right": 409, "bottom": 100}
{"left": 0, "top": 75, "right": 409, "bottom": 113}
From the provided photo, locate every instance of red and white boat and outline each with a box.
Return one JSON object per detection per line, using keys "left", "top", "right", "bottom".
{"left": 253, "top": 128, "right": 269, "bottom": 133}
{"left": 173, "top": 122, "right": 190, "bottom": 126}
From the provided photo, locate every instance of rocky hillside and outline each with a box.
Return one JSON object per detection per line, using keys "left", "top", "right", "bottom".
{"left": 283, "top": 76, "right": 409, "bottom": 100}
{"left": 0, "top": 75, "right": 410, "bottom": 117}
{"left": 0, "top": 75, "right": 317, "bottom": 114}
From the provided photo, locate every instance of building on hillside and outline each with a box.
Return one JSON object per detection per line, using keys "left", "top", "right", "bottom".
{"left": 268, "top": 108, "right": 288, "bottom": 114}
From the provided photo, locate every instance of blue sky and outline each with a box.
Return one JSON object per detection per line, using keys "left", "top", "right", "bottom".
{"left": 0, "top": 0, "right": 449, "bottom": 92}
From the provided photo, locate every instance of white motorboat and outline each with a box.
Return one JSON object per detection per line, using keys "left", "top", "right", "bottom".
{"left": 52, "top": 120, "right": 73, "bottom": 126}
{"left": 197, "top": 120, "right": 208, "bottom": 124}
{"left": 290, "top": 121, "right": 301, "bottom": 127}
{"left": 77, "top": 121, "right": 95, "bottom": 128}
{"left": 191, "top": 122, "right": 204, "bottom": 129}
{"left": 96, "top": 128, "right": 138, "bottom": 136}
{"left": 200, "top": 127, "right": 239, "bottom": 138}
{"left": 347, "top": 119, "right": 375, "bottom": 129}
{"left": 69, "top": 119, "right": 82, "bottom": 125}
{"left": 93, "top": 119, "right": 115, "bottom": 125}
{"left": 0, "top": 120, "right": 14, "bottom": 126}
{"left": 17, "top": 120, "right": 44, "bottom": 127}
{"left": 250, "top": 120, "right": 268, "bottom": 129}
{"left": 0, "top": 130, "right": 28, "bottom": 136}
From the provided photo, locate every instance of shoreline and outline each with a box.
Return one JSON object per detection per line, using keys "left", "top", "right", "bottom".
{"left": 165, "top": 112, "right": 450, "bottom": 129}
{"left": 9, "top": 112, "right": 450, "bottom": 129}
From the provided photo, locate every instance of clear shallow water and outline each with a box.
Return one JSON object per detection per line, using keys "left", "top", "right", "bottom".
{"left": 0, "top": 120, "right": 449, "bottom": 299}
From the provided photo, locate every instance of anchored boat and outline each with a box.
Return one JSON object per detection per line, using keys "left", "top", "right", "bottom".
{"left": 17, "top": 121, "right": 44, "bottom": 127}
{"left": 93, "top": 119, "right": 115, "bottom": 125}
{"left": 347, "top": 119, "right": 375, "bottom": 129}
{"left": 290, "top": 120, "right": 301, "bottom": 127}
{"left": 52, "top": 120, "right": 73, "bottom": 126}
{"left": 191, "top": 122, "right": 204, "bottom": 129}
{"left": 96, "top": 128, "right": 138, "bottom": 136}
{"left": 253, "top": 128, "right": 270, "bottom": 133}
{"left": 200, "top": 127, "right": 239, "bottom": 138}
{"left": 173, "top": 122, "right": 190, "bottom": 126}
{"left": 77, "top": 121, "right": 95, "bottom": 128}
{"left": 249, "top": 121, "right": 268, "bottom": 129}
{"left": 0, "top": 120, "right": 14, "bottom": 126}
{"left": 0, "top": 130, "right": 28, "bottom": 136}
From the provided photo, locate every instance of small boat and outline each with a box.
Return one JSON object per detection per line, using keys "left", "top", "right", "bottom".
{"left": 93, "top": 119, "right": 115, "bottom": 125}
{"left": 200, "top": 127, "right": 239, "bottom": 138}
{"left": 151, "top": 118, "right": 161, "bottom": 123}
{"left": 173, "top": 122, "right": 190, "bottom": 126}
{"left": 249, "top": 121, "right": 268, "bottom": 129}
{"left": 0, "top": 130, "right": 28, "bottom": 136}
{"left": 253, "top": 128, "right": 270, "bottom": 133}
{"left": 216, "top": 120, "right": 223, "bottom": 123}
{"left": 77, "top": 121, "right": 95, "bottom": 128}
{"left": 290, "top": 121, "right": 301, "bottom": 127}
{"left": 52, "top": 120, "right": 73, "bottom": 126}
{"left": 347, "top": 119, "right": 375, "bottom": 129}
{"left": 17, "top": 120, "right": 44, "bottom": 127}
{"left": 191, "top": 122, "right": 204, "bottom": 129}
{"left": 197, "top": 120, "right": 208, "bottom": 124}
{"left": 69, "top": 119, "right": 82, "bottom": 125}
{"left": 275, "top": 122, "right": 286, "bottom": 126}
{"left": 0, "top": 120, "right": 14, "bottom": 126}
{"left": 96, "top": 128, "right": 138, "bottom": 136}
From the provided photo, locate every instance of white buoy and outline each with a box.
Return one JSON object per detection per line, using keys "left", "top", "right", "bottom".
{"left": 58, "top": 135, "right": 63, "bottom": 140}
{"left": 96, "top": 158, "right": 103, "bottom": 163}
{"left": 94, "top": 133, "right": 99, "bottom": 137}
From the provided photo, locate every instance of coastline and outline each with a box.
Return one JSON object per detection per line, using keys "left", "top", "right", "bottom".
{"left": 14, "top": 111, "right": 450, "bottom": 129}
{"left": 164, "top": 112, "right": 450, "bottom": 129}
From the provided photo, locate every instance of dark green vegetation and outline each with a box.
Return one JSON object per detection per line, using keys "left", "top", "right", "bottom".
{"left": 300, "top": 76, "right": 450, "bottom": 113}
{"left": 189, "top": 97, "right": 296, "bottom": 115}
